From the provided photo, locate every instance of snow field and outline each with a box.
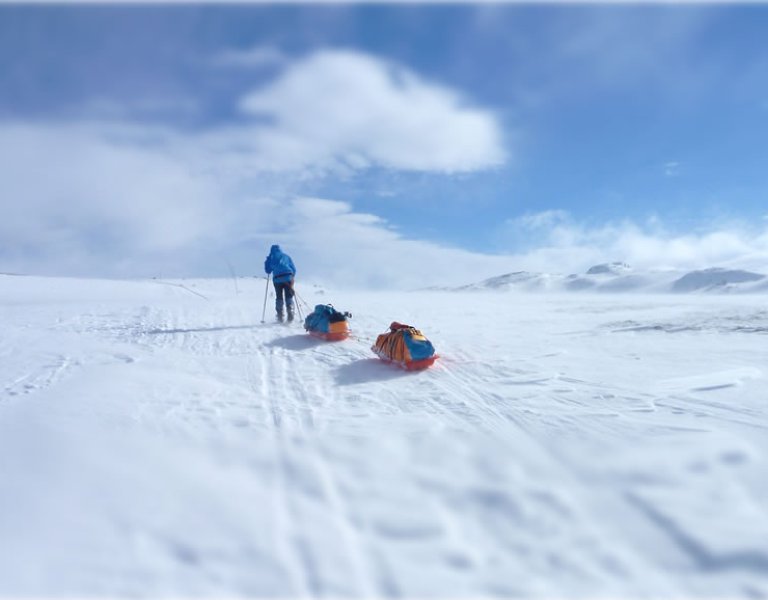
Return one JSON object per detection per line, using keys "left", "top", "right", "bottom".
{"left": 1, "top": 275, "right": 767, "bottom": 597}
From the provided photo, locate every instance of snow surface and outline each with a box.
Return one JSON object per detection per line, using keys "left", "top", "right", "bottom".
{"left": 1, "top": 274, "right": 767, "bottom": 597}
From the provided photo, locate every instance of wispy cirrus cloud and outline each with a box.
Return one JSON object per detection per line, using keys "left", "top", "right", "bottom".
{"left": 511, "top": 210, "right": 570, "bottom": 231}
{"left": 469, "top": 6, "right": 716, "bottom": 108}
{"left": 209, "top": 45, "right": 287, "bottom": 69}
{"left": 664, "top": 161, "right": 681, "bottom": 177}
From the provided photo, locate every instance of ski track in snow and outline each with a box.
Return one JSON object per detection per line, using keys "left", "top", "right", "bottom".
{"left": 1, "top": 276, "right": 767, "bottom": 597}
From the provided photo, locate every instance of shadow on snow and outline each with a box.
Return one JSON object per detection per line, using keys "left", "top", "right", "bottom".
{"left": 145, "top": 325, "right": 259, "bottom": 335}
{"left": 265, "top": 334, "right": 326, "bottom": 351}
{"left": 334, "top": 358, "right": 414, "bottom": 386}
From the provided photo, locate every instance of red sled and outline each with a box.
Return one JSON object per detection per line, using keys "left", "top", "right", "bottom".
{"left": 377, "top": 353, "right": 440, "bottom": 371}
{"left": 308, "top": 330, "right": 350, "bottom": 342}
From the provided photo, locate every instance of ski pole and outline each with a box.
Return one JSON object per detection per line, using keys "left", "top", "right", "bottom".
{"left": 295, "top": 293, "right": 303, "bottom": 322}
{"left": 294, "top": 289, "right": 312, "bottom": 311}
{"left": 260, "top": 274, "right": 271, "bottom": 323}
{"left": 293, "top": 282, "right": 303, "bottom": 322}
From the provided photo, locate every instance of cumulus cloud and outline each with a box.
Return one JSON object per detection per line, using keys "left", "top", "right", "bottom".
{"left": 66, "top": 49, "right": 507, "bottom": 181}
{"left": 239, "top": 49, "right": 507, "bottom": 173}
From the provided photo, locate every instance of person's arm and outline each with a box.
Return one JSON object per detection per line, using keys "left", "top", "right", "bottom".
{"left": 288, "top": 256, "right": 296, "bottom": 276}
{"left": 264, "top": 256, "right": 272, "bottom": 274}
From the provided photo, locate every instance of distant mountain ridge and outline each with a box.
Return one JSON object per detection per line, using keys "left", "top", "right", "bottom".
{"left": 454, "top": 264, "right": 768, "bottom": 294}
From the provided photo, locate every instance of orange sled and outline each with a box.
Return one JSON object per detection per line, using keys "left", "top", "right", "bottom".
{"left": 304, "top": 305, "right": 351, "bottom": 342}
{"left": 372, "top": 322, "right": 438, "bottom": 370}
{"left": 308, "top": 320, "right": 350, "bottom": 342}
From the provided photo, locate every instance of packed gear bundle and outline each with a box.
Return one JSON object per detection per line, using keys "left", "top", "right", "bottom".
{"left": 304, "top": 304, "right": 352, "bottom": 341}
{"left": 371, "top": 322, "right": 438, "bottom": 370}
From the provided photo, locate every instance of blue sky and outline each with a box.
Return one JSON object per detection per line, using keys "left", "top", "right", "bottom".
{"left": 1, "top": 4, "right": 768, "bottom": 286}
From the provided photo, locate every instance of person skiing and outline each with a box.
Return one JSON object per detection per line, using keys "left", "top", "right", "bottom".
{"left": 264, "top": 244, "right": 296, "bottom": 323}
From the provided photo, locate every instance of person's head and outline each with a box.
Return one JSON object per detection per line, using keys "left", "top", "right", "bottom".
{"left": 270, "top": 244, "right": 281, "bottom": 254}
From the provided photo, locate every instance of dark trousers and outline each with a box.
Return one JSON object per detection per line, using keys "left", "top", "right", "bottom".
{"left": 274, "top": 281, "right": 295, "bottom": 316}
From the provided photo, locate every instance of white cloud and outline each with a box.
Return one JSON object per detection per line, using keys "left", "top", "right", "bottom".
{"left": 268, "top": 197, "right": 513, "bottom": 288}
{"left": 0, "top": 123, "right": 228, "bottom": 276}
{"left": 239, "top": 49, "right": 506, "bottom": 173}
{"left": 498, "top": 210, "right": 768, "bottom": 276}
{"left": 6, "top": 23, "right": 767, "bottom": 286}
{"left": 2, "top": 119, "right": 767, "bottom": 285}
{"left": 2, "top": 116, "right": 766, "bottom": 285}
{"left": 0, "top": 49, "right": 510, "bottom": 278}
{"left": 0, "top": 119, "right": 510, "bottom": 284}
{"left": 66, "top": 49, "right": 506, "bottom": 183}
{"left": 2, "top": 35, "right": 765, "bottom": 286}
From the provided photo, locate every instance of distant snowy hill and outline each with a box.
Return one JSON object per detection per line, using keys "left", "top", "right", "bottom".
{"left": 457, "top": 263, "right": 768, "bottom": 294}
{"left": 585, "top": 261, "right": 632, "bottom": 275}
{"left": 671, "top": 267, "right": 766, "bottom": 292}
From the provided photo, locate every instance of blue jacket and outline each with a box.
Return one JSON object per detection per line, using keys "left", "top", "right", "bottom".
{"left": 264, "top": 245, "right": 296, "bottom": 284}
